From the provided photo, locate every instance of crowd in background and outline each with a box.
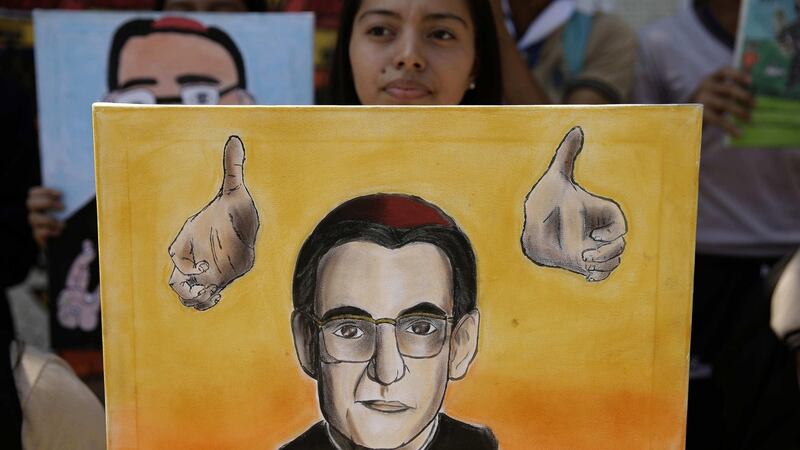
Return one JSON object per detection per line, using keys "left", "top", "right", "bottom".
{"left": 1, "top": 0, "right": 799, "bottom": 448}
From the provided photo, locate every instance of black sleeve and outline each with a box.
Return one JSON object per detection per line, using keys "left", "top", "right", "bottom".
{"left": 0, "top": 71, "right": 40, "bottom": 290}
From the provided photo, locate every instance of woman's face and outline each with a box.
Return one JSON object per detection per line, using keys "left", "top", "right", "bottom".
{"left": 349, "top": 0, "right": 476, "bottom": 105}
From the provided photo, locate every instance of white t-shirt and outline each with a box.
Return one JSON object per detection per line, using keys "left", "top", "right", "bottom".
{"left": 12, "top": 342, "right": 106, "bottom": 450}
{"left": 635, "top": 8, "right": 800, "bottom": 256}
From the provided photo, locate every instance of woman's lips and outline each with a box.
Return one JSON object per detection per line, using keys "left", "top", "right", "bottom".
{"left": 358, "top": 400, "right": 412, "bottom": 413}
{"left": 383, "top": 80, "right": 431, "bottom": 100}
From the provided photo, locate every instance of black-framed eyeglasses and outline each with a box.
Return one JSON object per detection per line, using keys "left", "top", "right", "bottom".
{"left": 107, "top": 84, "right": 239, "bottom": 105}
{"left": 307, "top": 311, "right": 455, "bottom": 363}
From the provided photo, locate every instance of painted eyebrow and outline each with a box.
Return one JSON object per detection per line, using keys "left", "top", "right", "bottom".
{"left": 119, "top": 78, "right": 157, "bottom": 89}
{"left": 176, "top": 74, "right": 220, "bottom": 85}
{"left": 320, "top": 306, "right": 372, "bottom": 321}
{"left": 398, "top": 302, "right": 449, "bottom": 317}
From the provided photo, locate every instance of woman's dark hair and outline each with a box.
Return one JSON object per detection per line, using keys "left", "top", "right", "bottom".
{"left": 327, "top": 0, "right": 503, "bottom": 105}
{"left": 293, "top": 194, "right": 477, "bottom": 322}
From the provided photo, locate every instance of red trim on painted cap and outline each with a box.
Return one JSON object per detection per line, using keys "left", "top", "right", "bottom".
{"left": 152, "top": 17, "right": 208, "bottom": 32}
{"left": 323, "top": 194, "right": 454, "bottom": 229}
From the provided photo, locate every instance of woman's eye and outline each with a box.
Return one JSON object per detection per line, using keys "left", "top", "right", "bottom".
{"left": 405, "top": 320, "right": 437, "bottom": 336}
{"left": 333, "top": 324, "right": 364, "bottom": 339}
{"left": 430, "top": 29, "right": 455, "bottom": 41}
{"left": 366, "top": 26, "right": 393, "bottom": 38}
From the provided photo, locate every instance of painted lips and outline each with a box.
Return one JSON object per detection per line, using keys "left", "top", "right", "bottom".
{"left": 358, "top": 400, "right": 412, "bottom": 413}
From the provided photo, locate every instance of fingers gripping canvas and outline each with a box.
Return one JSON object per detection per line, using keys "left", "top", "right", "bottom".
{"left": 94, "top": 105, "right": 701, "bottom": 449}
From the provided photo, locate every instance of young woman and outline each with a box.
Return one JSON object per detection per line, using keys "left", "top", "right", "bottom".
{"left": 327, "top": 0, "right": 504, "bottom": 105}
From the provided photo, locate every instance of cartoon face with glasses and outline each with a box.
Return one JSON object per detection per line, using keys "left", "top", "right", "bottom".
{"left": 286, "top": 194, "right": 496, "bottom": 450}
{"left": 104, "top": 17, "right": 255, "bottom": 106}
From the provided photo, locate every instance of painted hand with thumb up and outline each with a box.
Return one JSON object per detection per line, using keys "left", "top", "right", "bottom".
{"left": 521, "top": 127, "right": 627, "bottom": 282}
{"left": 168, "top": 136, "right": 260, "bottom": 311}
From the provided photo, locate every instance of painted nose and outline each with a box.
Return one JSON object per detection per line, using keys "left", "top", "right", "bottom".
{"left": 392, "top": 33, "right": 425, "bottom": 71}
{"left": 367, "top": 324, "right": 406, "bottom": 385}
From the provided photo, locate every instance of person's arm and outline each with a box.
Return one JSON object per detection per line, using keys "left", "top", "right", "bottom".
{"left": 771, "top": 250, "right": 800, "bottom": 387}
{"left": 564, "top": 13, "right": 637, "bottom": 104}
{"left": 18, "top": 348, "right": 106, "bottom": 450}
{"left": 795, "top": 351, "right": 799, "bottom": 388}
{"left": 0, "top": 77, "right": 41, "bottom": 288}
{"left": 564, "top": 89, "right": 608, "bottom": 104}
{"left": 632, "top": 26, "right": 665, "bottom": 104}
{"left": 489, "top": 0, "right": 551, "bottom": 105}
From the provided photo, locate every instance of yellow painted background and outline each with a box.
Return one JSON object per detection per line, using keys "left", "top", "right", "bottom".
{"left": 94, "top": 105, "right": 701, "bottom": 449}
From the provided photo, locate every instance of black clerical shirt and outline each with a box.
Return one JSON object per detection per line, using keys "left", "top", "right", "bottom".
{"left": 280, "top": 413, "right": 497, "bottom": 450}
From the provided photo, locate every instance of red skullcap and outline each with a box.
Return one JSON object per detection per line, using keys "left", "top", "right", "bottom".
{"left": 152, "top": 17, "right": 208, "bottom": 32}
{"left": 321, "top": 194, "right": 455, "bottom": 229}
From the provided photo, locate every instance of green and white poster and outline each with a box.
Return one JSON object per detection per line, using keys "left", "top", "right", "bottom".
{"left": 734, "top": 0, "right": 800, "bottom": 147}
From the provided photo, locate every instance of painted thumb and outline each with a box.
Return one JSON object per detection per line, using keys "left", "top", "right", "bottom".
{"left": 549, "top": 126, "right": 584, "bottom": 180}
{"left": 222, "top": 135, "right": 246, "bottom": 192}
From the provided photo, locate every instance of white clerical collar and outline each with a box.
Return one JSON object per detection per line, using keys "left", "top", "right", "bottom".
{"left": 325, "top": 416, "right": 440, "bottom": 450}
{"left": 502, "top": 0, "right": 576, "bottom": 50}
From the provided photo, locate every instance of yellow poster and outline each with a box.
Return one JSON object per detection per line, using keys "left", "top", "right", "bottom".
{"left": 94, "top": 105, "right": 701, "bottom": 449}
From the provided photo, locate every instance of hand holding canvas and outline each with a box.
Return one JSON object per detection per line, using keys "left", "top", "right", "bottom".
{"left": 521, "top": 127, "right": 627, "bottom": 282}
{"left": 26, "top": 186, "right": 65, "bottom": 248}
{"left": 168, "top": 136, "right": 259, "bottom": 311}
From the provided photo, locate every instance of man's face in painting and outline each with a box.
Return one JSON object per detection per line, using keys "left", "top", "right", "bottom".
{"left": 107, "top": 31, "right": 251, "bottom": 105}
{"left": 313, "top": 240, "right": 456, "bottom": 448}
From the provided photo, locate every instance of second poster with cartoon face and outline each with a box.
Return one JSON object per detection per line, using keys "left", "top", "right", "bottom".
{"left": 33, "top": 10, "right": 313, "bottom": 354}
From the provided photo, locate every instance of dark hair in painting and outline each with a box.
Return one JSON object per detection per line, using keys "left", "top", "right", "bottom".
{"left": 106, "top": 17, "right": 247, "bottom": 91}
{"left": 153, "top": 0, "right": 267, "bottom": 12}
{"left": 326, "top": 0, "right": 503, "bottom": 105}
{"left": 293, "top": 194, "right": 477, "bottom": 322}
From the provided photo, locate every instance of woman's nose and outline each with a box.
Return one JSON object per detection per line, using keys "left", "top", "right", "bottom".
{"left": 392, "top": 32, "right": 426, "bottom": 71}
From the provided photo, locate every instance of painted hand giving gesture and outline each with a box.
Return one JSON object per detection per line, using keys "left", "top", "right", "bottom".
{"left": 168, "top": 136, "right": 260, "bottom": 311}
{"left": 521, "top": 127, "right": 627, "bottom": 282}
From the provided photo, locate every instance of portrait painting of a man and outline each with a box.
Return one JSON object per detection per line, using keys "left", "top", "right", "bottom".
{"left": 285, "top": 194, "right": 496, "bottom": 449}
{"left": 93, "top": 105, "right": 700, "bottom": 449}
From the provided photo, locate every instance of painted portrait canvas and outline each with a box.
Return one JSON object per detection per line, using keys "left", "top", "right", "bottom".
{"left": 94, "top": 105, "right": 701, "bottom": 449}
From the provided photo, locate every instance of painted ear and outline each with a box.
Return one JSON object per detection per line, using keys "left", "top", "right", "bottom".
{"left": 291, "top": 311, "right": 319, "bottom": 379}
{"left": 448, "top": 309, "right": 480, "bottom": 380}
